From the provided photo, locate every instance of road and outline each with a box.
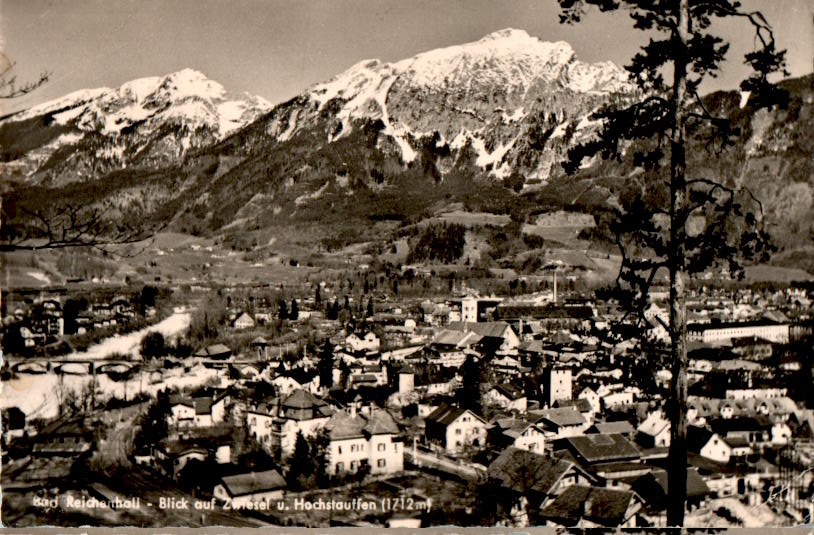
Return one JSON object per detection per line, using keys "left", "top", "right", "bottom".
{"left": 405, "top": 448, "right": 485, "bottom": 481}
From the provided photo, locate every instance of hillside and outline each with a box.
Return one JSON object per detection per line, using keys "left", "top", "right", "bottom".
{"left": 2, "top": 30, "right": 812, "bottom": 277}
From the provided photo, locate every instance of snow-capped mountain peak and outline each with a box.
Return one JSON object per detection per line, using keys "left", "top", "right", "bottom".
{"left": 279, "top": 29, "right": 632, "bottom": 178}
{"left": 2, "top": 69, "right": 271, "bottom": 185}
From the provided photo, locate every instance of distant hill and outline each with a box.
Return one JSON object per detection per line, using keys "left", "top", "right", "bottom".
{"left": 2, "top": 30, "right": 812, "bottom": 274}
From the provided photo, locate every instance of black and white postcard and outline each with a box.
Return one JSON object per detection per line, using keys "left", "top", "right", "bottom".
{"left": 2, "top": 0, "right": 813, "bottom": 529}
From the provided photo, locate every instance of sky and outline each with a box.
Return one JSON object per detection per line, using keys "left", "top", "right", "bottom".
{"left": 2, "top": 0, "right": 813, "bottom": 115}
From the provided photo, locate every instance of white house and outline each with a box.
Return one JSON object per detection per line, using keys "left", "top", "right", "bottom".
{"left": 601, "top": 391, "right": 635, "bottom": 410}
{"left": 696, "top": 431, "right": 733, "bottom": 464}
{"left": 346, "top": 331, "right": 381, "bottom": 352}
{"left": 484, "top": 384, "right": 528, "bottom": 412}
{"left": 637, "top": 410, "right": 671, "bottom": 448}
{"left": 232, "top": 312, "right": 256, "bottom": 330}
{"left": 190, "top": 392, "right": 228, "bottom": 427}
{"left": 168, "top": 396, "right": 196, "bottom": 427}
{"left": 490, "top": 418, "right": 546, "bottom": 454}
{"left": 578, "top": 387, "right": 601, "bottom": 415}
{"left": 425, "top": 404, "right": 488, "bottom": 454}
{"left": 324, "top": 408, "right": 403, "bottom": 475}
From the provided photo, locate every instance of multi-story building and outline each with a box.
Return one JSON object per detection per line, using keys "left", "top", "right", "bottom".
{"left": 324, "top": 408, "right": 403, "bottom": 476}
{"left": 543, "top": 367, "right": 572, "bottom": 407}
{"left": 687, "top": 319, "right": 790, "bottom": 344}
{"left": 425, "top": 404, "right": 488, "bottom": 454}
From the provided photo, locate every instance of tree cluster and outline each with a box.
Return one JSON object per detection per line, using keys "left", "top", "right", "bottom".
{"left": 286, "top": 429, "right": 330, "bottom": 490}
{"left": 406, "top": 222, "right": 466, "bottom": 264}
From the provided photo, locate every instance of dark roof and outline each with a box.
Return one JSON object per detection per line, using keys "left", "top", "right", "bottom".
{"left": 195, "top": 398, "right": 213, "bottom": 415}
{"left": 426, "top": 404, "right": 485, "bottom": 426}
{"left": 687, "top": 425, "right": 715, "bottom": 453}
{"left": 220, "top": 469, "right": 286, "bottom": 497}
{"left": 540, "top": 485, "right": 635, "bottom": 527}
{"left": 633, "top": 468, "right": 709, "bottom": 510}
{"left": 363, "top": 410, "right": 400, "bottom": 435}
{"left": 534, "top": 407, "right": 586, "bottom": 428}
{"left": 563, "top": 434, "right": 641, "bottom": 464}
{"left": 194, "top": 344, "right": 232, "bottom": 357}
{"left": 589, "top": 421, "right": 635, "bottom": 435}
{"left": 169, "top": 394, "right": 194, "bottom": 407}
{"left": 488, "top": 447, "right": 574, "bottom": 496}
{"left": 553, "top": 398, "right": 593, "bottom": 413}
{"left": 710, "top": 416, "right": 772, "bottom": 435}
{"left": 491, "top": 383, "right": 525, "bottom": 401}
{"left": 282, "top": 389, "right": 326, "bottom": 410}
{"left": 325, "top": 409, "right": 400, "bottom": 440}
{"left": 325, "top": 411, "right": 367, "bottom": 440}
{"left": 4, "top": 406, "right": 27, "bottom": 428}
{"left": 447, "top": 321, "right": 515, "bottom": 339}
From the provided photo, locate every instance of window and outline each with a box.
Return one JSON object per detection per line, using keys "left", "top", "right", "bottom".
{"left": 455, "top": 429, "right": 462, "bottom": 435}
{"left": 351, "top": 444, "right": 357, "bottom": 452}
{"left": 336, "top": 462, "right": 344, "bottom": 472}
{"left": 378, "top": 443, "right": 386, "bottom": 452}
{"left": 377, "top": 459, "right": 386, "bottom": 467}
{"left": 338, "top": 446, "right": 343, "bottom": 454}
{"left": 394, "top": 443, "right": 398, "bottom": 452}
{"left": 350, "top": 461, "right": 356, "bottom": 470}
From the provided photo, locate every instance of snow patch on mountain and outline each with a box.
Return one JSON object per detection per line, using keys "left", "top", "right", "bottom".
{"left": 295, "top": 28, "right": 631, "bottom": 173}
{"left": 3, "top": 69, "right": 271, "bottom": 183}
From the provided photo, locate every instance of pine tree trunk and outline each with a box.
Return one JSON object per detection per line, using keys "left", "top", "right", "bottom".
{"left": 667, "top": 0, "right": 690, "bottom": 526}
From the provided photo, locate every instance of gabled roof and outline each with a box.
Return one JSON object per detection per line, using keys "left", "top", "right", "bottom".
{"left": 710, "top": 415, "right": 773, "bottom": 435}
{"left": 687, "top": 425, "right": 717, "bottom": 453}
{"left": 195, "top": 398, "right": 213, "bottom": 416}
{"left": 282, "top": 389, "right": 326, "bottom": 410}
{"left": 492, "top": 418, "right": 540, "bottom": 439}
{"left": 637, "top": 410, "right": 670, "bottom": 436}
{"left": 634, "top": 468, "right": 709, "bottom": 508}
{"left": 169, "top": 394, "right": 194, "bottom": 408}
{"left": 487, "top": 447, "right": 573, "bottom": 496}
{"left": 534, "top": 407, "right": 586, "bottom": 428}
{"left": 363, "top": 410, "right": 400, "bottom": 435}
{"left": 425, "top": 403, "right": 485, "bottom": 427}
{"left": 589, "top": 421, "right": 635, "bottom": 435}
{"left": 563, "top": 433, "right": 641, "bottom": 464}
{"left": 448, "top": 321, "right": 515, "bottom": 339}
{"left": 325, "top": 411, "right": 367, "bottom": 440}
{"left": 490, "top": 383, "right": 525, "bottom": 401}
{"left": 194, "top": 343, "right": 232, "bottom": 357}
{"left": 553, "top": 398, "right": 593, "bottom": 413}
{"left": 540, "top": 485, "right": 636, "bottom": 527}
{"left": 431, "top": 329, "right": 482, "bottom": 348}
{"left": 220, "top": 469, "right": 286, "bottom": 497}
